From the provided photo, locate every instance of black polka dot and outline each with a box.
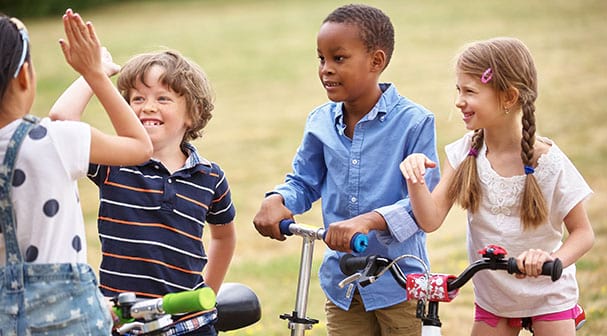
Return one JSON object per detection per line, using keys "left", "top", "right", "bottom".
{"left": 72, "top": 235, "right": 82, "bottom": 252}
{"left": 25, "top": 245, "right": 38, "bottom": 262}
{"left": 12, "top": 169, "right": 25, "bottom": 187}
{"left": 43, "top": 199, "right": 60, "bottom": 217}
{"left": 28, "top": 125, "right": 47, "bottom": 140}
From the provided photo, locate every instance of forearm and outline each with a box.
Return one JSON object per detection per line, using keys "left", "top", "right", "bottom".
{"left": 406, "top": 181, "right": 442, "bottom": 232}
{"left": 49, "top": 76, "right": 93, "bottom": 121}
{"left": 203, "top": 228, "right": 236, "bottom": 294}
{"left": 84, "top": 71, "right": 146, "bottom": 140}
{"left": 552, "top": 226, "right": 594, "bottom": 268}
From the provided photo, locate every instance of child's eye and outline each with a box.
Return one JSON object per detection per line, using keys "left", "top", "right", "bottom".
{"left": 158, "top": 96, "right": 171, "bottom": 102}
{"left": 131, "top": 96, "right": 144, "bottom": 103}
{"left": 334, "top": 56, "right": 345, "bottom": 62}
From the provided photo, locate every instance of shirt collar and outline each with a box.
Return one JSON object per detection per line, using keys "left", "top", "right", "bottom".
{"left": 333, "top": 83, "right": 394, "bottom": 130}
{"left": 145, "top": 143, "right": 211, "bottom": 171}
{"left": 183, "top": 143, "right": 211, "bottom": 169}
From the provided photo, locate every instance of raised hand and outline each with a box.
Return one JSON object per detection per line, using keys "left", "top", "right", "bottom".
{"left": 59, "top": 8, "right": 103, "bottom": 78}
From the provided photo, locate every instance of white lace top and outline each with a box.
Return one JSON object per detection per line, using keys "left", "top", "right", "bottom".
{"left": 445, "top": 132, "right": 592, "bottom": 317}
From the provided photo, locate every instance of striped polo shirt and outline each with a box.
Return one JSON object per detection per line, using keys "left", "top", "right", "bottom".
{"left": 88, "top": 143, "right": 235, "bottom": 298}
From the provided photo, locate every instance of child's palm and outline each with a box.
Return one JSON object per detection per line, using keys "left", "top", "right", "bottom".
{"left": 60, "top": 9, "right": 102, "bottom": 77}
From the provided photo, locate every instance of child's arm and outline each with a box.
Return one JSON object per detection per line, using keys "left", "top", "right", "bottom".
{"left": 59, "top": 9, "right": 152, "bottom": 165}
{"left": 203, "top": 223, "right": 236, "bottom": 294}
{"left": 399, "top": 153, "right": 455, "bottom": 232}
{"left": 49, "top": 47, "right": 119, "bottom": 122}
{"left": 516, "top": 201, "right": 594, "bottom": 277}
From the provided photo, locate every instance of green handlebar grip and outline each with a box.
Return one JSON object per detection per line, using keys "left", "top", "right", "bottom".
{"left": 112, "top": 306, "right": 134, "bottom": 325}
{"left": 162, "top": 287, "right": 216, "bottom": 315}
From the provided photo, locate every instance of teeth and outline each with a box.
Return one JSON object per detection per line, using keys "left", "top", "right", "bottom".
{"left": 142, "top": 120, "right": 161, "bottom": 126}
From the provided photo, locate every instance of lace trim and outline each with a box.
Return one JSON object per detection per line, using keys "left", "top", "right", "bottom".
{"left": 477, "top": 141, "right": 562, "bottom": 224}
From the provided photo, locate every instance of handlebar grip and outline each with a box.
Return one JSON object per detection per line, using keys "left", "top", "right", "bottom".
{"left": 162, "top": 287, "right": 216, "bottom": 315}
{"left": 340, "top": 254, "right": 371, "bottom": 276}
{"left": 279, "top": 219, "right": 294, "bottom": 236}
{"left": 350, "top": 233, "right": 369, "bottom": 253}
{"left": 279, "top": 219, "right": 368, "bottom": 253}
{"left": 507, "top": 257, "right": 563, "bottom": 282}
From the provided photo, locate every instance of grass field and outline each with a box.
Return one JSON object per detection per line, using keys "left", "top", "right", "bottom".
{"left": 15, "top": 0, "right": 607, "bottom": 334}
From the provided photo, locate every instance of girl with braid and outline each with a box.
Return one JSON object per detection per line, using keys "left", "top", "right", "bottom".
{"left": 400, "top": 37, "right": 594, "bottom": 336}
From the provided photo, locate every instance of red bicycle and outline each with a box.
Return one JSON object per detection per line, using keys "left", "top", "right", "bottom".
{"left": 339, "top": 245, "right": 585, "bottom": 335}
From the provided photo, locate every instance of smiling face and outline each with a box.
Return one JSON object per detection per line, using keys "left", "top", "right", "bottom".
{"left": 455, "top": 72, "right": 504, "bottom": 131}
{"left": 128, "top": 65, "right": 190, "bottom": 154}
{"left": 316, "top": 22, "right": 379, "bottom": 105}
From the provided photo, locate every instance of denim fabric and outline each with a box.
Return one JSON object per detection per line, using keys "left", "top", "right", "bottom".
{"left": 0, "top": 263, "right": 112, "bottom": 335}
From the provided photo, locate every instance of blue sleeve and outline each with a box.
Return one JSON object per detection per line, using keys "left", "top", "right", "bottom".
{"left": 375, "top": 113, "right": 440, "bottom": 243}
{"left": 273, "top": 116, "right": 325, "bottom": 215}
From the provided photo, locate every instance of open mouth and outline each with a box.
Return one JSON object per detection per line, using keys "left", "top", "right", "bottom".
{"left": 141, "top": 119, "right": 164, "bottom": 126}
{"left": 323, "top": 81, "right": 340, "bottom": 88}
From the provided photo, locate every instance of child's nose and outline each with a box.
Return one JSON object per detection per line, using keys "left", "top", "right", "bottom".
{"left": 142, "top": 101, "right": 157, "bottom": 113}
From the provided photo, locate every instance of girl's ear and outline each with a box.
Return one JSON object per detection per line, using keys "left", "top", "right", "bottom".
{"left": 370, "top": 50, "right": 386, "bottom": 72}
{"left": 16, "top": 61, "right": 33, "bottom": 91}
{"left": 503, "top": 86, "right": 520, "bottom": 110}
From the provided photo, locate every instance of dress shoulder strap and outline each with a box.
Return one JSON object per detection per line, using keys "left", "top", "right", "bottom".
{"left": 0, "top": 115, "right": 40, "bottom": 265}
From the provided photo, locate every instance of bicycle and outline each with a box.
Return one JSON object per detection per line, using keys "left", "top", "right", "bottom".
{"left": 111, "top": 282, "right": 261, "bottom": 335}
{"left": 278, "top": 218, "right": 369, "bottom": 336}
{"left": 338, "top": 244, "right": 585, "bottom": 336}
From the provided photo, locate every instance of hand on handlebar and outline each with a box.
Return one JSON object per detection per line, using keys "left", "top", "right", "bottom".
{"left": 515, "top": 248, "right": 554, "bottom": 278}
{"left": 325, "top": 218, "right": 370, "bottom": 252}
{"left": 252, "top": 193, "right": 293, "bottom": 241}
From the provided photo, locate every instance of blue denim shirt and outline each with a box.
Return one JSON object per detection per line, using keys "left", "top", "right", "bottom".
{"left": 273, "top": 83, "right": 440, "bottom": 310}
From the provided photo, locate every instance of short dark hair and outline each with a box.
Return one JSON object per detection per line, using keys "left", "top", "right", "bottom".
{"left": 323, "top": 4, "right": 394, "bottom": 69}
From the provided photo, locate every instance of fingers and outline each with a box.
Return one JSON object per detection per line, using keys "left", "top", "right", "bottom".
{"left": 400, "top": 154, "right": 435, "bottom": 184}
{"left": 101, "top": 47, "right": 121, "bottom": 76}
{"left": 516, "top": 249, "right": 552, "bottom": 278}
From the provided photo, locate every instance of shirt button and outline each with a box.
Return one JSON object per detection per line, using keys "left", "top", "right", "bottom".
{"left": 154, "top": 165, "right": 160, "bottom": 170}
{"left": 352, "top": 159, "right": 358, "bottom": 165}
{"left": 167, "top": 178, "right": 173, "bottom": 183}
{"left": 351, "top": 197, "right": 357, "bottom": 203}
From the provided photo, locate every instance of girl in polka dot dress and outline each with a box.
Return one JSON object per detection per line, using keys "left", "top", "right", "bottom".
{"left": 0, "top": 9, "right": 152, "bottom": 335}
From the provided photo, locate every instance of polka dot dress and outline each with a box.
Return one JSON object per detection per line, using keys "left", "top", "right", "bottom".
{"left": 0, "top": 117, "right": 91, "bottom": 265}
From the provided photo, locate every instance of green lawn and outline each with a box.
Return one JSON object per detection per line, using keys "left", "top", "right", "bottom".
{"left": 19, "top": 0, "right": 607, "bottom": 335}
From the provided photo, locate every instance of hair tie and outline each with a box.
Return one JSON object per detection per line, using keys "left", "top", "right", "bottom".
{"left": 524, "top": 165, "right": 535, "bottom": 175}
{"left": 481, "top": 68, "right": 493, "bottom": 84}
{"left": 468, "top": 148, "right": 479, "bottom": 158}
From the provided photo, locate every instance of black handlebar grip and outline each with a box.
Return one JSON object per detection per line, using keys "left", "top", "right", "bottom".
{"left": 507, "top": 257, "right": 563, "bottom": 282}
{"left": 339, "top": 254, "right": 370, "bottom": 276}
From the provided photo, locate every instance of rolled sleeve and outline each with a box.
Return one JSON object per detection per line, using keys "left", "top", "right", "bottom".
{"left": 375, "top": 201, "right": 419, "bottom": 244}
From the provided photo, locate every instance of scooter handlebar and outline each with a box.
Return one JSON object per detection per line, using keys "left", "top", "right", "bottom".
{"left": 279, "top": 219, "right": 368, "bottom": 253}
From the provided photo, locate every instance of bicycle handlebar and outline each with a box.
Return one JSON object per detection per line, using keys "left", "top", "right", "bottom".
{"left": 279, "top": 219, "right": 368, "bottom": 253}
{"left": 114, "top": 287, "right": 216, "bottom": 323}
{"left": 339, "top": 246, "right": 562, "bottom": 298}
{"left": 162, "top": 287, "right": 216, "bottom": 315}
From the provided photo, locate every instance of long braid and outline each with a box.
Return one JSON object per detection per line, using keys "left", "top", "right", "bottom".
{"left": 448, "top": 129, "right": 484, "bottom": 211}
{"left": 520, "top": 98, "right": 548, "bottom": 229}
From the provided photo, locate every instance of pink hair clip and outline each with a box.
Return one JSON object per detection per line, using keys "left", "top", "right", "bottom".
{"left": 481, "top": 68, "right": 493, "bottom": 84}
